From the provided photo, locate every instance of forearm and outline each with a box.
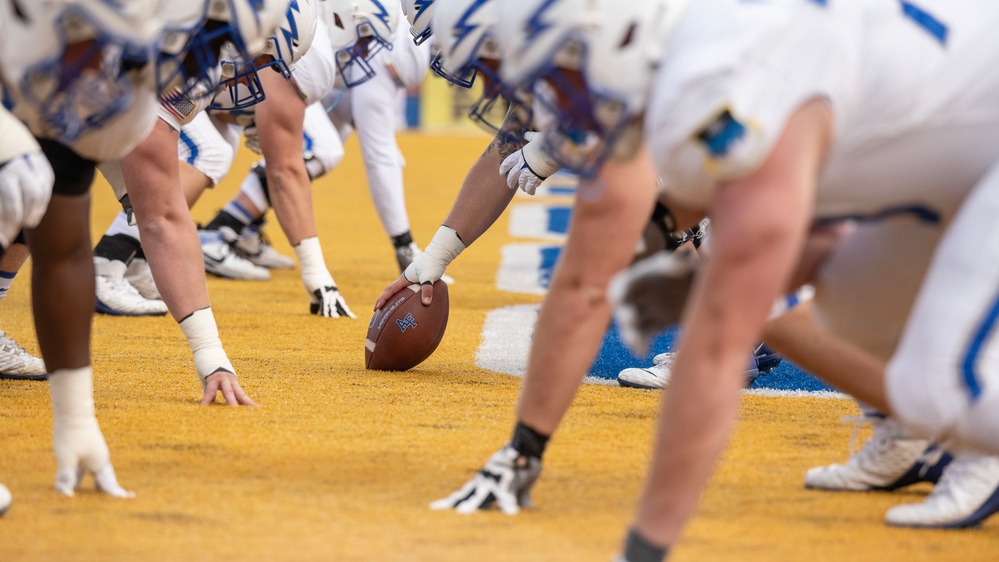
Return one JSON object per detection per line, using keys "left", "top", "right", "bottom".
{"left": 267, "top": 163, "right": 317, "bottom": 247}
{"left": 442, "top": 149, "right": 516, "bottom": 246}
{"left": 120, "top": 129, "right": 209, "bottom": 321}
{"left": 763, "top": 302, "right": 889, "bottom": 410}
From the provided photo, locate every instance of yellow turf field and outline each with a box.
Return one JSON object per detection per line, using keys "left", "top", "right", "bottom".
{"left": 1, "top": 133, "right": 997, "bottom": 561}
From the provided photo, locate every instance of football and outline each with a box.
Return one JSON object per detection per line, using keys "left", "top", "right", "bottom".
{"left": 365, "top": 280, "right": 449, "bottom": 371}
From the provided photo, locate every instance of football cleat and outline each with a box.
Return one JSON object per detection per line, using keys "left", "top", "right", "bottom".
{"left": 885, "top": 453, "right": 999, "bottom": 528}
{"left": 124, "top": 257, "right": 162, "bottom": 300}
{"left": 618, "top": 343, "right": 779, "bottom": 389}
{"left": 396, "top": 242, "right": 454, "bottom": 285}
{"left": 805, "top": 416, "right": 951, "bottom": 491}
{"left": 95, "top": 258, "right": 169, "bottom": 317}
{"left": 200, "top": 230, "right": 270, "bottom": 281}
{"left": 617, "top": 352, "right": 676, "bottom": 389}
{"left": 223, "top": 224, "right": 295, "bottom": 270}
{"left": 0, "top": 330, "right": 46, "bottom": 381}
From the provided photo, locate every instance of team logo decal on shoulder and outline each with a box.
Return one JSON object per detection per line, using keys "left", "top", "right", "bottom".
{"left": 696, "top": 107, "right": 746, "bottom": 158}
{"left": 694, "top": 106, "right": 764, "bottom": 179}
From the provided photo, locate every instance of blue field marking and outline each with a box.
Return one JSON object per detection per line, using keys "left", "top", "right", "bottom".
{"left": 484, "top": 199, "right": 834, "bottom": 392}
{"left": 591, "top": 324, "right": 833, "bottom": 392}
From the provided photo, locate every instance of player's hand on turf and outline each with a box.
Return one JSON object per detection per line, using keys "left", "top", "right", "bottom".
{"left": 202, "top": 369, "right": 256, "bottom": 407}
{"left": 430, "top": 445, "right": 542, "bottom": 515}
{"left": 0, "top": 151, "right": 54, "bottom": 248}
{"left": 303, "top": 269, "right": 355, "bottom": 318}
{"left": 53, "top": 416, "right": 133, "bottom": 498}
{"left": 310, "top": 284, "right": 355, "bottom": 318}
{"left": 608, "top": 249, "right": 699, "bottom": 355}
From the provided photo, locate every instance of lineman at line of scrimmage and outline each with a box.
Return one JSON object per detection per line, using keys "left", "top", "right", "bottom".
{"left": 0, "top": 0, "right": 419, "bottom": 498}
{"left": 0, "top": 0, "right": 289, "bottom": 499}
{"left": 376, "top": 1, "right": 999, "bottom": 561}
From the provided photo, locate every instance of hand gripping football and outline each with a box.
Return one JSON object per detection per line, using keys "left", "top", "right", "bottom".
{"left": 365, "top": 280, "right": 449, "bottom": 371}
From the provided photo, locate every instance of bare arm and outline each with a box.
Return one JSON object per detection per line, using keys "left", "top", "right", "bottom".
{"left": 375, "top": 106, "right": 530, "bottom": 308}
{"left": 254, "top": 70, "right": 314, "bottom": 246}
{"left": 633, "top": 100, "right": 832, "bottom": 546}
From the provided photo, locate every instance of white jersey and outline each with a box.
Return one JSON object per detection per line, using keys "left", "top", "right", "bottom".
{"left": 647, "top": 0, "right": 999, "bottom": 223}
{"left": 8, "top": 89, "right": 158, "bottom": 163}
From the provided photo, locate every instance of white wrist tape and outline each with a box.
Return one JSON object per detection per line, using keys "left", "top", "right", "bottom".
{"left": 295, "top": 236, "right": 335, "bottom": 292}
{"left": 522, "top": 132, "right": 562, "bottom": 179}
{"left": 49, "top": 366, "right": 96, "bottom": 423}
{"left": 179, "top": 308, "right": 235, "bottom": 388}
{"left": 425, "top": 226, "right": 466, "bottom": 269}
{"left": 294, "top": 236, "right": 328, "bottom": 277}
{"left": 767, "top": 285, "right": 816, "bottom": 321}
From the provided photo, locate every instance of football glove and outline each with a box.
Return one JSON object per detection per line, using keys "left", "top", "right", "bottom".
{"left": 49, "top": 367, "right": 133, "bottom": 498}
{"left": 309, "top": 284, "right": 355, "bottom": 318}
{"left": 609, "top": 249, "right": 699, "bottom": 355}
{"left": 429, "top": 445, "right": 542, "bottom": 515}
{"left": 0, "top": 152, "right": 54, "bottom": 249}
{"left": 498, "top": 131, "right": 562, "bottom": 196}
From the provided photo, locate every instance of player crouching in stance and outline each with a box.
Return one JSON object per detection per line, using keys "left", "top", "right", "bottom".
{"left": 429, "top": 0, "right": 999, "bottom": 558}
{"left": 0, "top": 0, "right": 168, "bottom": 497}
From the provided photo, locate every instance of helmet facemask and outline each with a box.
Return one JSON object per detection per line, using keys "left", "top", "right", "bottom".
{"left": 20, "top": 6, "right": 156, "bottom": 142}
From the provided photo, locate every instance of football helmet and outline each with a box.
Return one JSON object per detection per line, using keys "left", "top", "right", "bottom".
{"left": 497, "top": 0, "right": 689, "bottom": 176}
{"left": 431, "top": 0, "right": 506, "bottom": 130}
{"left": 322, "top": 0, "right": 400, "bottom": 87}
{"left": 401, "top": 0, "right": 434, "bottom": 45}
{"left": 213, "top": 0, "right": 319, "bottom": 110}
{"left": 157, "top": 0, "right": 291, "bottom": 100}
{"left": 0, "top": 0, "right": 164, "bottom": 143}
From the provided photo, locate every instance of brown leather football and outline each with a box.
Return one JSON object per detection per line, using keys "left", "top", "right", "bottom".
{"left": 365, "top": 280, "right": 449, "bottom": 371}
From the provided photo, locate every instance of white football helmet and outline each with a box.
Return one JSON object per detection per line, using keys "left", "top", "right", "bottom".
{"left": 0, "top": 0, "right": 165, "bottom": 143}
{"left": 496, "top": 0, "right": 687, "bottom": 175}
{"left": 157, "top": 0, "right": 291, "bottom": 100}
{"left": 213, "top": 0, "right": 318, "bottom": 109}
{"left": 401, "top": 0, "right": 434, "bottom": 45}
{"left": 432, "top": 0, "right": 506, "bottom": 129}
{"left": 321, "top": 0, "right": 400, "bottom": 87}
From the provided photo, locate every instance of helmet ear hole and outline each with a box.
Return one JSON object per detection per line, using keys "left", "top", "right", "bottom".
{"left": 333, "top": 12, "right": 345, "bottom": 29}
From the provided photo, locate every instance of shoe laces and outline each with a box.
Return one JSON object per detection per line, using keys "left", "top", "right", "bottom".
{"left": 842, "top": 415, "right": 892, "bottom": 459}
{"left": 915, "top": 445, "right": 948, "bottom": 479}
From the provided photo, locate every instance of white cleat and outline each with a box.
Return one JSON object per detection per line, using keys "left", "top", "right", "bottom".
{"left": 0, "top": 330, "right": 46, "bottom": 380}
{"left": 805, "top": 416, "right": 951, "bottom": 491}
{"left": 224, "top": 224, "right": 296, "bottom": 270}
{"left": 396, "top": 242, "right": 455, "bottom": 285}
{"left": 617, "top": 352, "right": 675, "bottom": 389}
{"left": 95, "top": 258, "right": 169, "bottom": 317}
{"left": 200, "top": 230, "right": 270, "bottom": 281}
{"left": 124, "top": 257, "right": 161, "bottom": 300}
{"left": 617, "top": 349, "right": 766, "bottom": 389}
{"left": 885, "top": 453, "right": 999, "bottom": 528}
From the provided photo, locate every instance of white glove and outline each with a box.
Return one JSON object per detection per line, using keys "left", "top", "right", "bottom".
{"left": 308, "top": 281, "right": 355, "bottom": 318}
{"left": 498, "top": 131, "right": 562, "bottom": 196}
{"left": 608, "top": 249, "right": 699, "bottom": 356}
{"left": 49, "top": 367, "right": 134, "bottom": 498}
{"left": 0, "top": 151, "right": 54, "bottom": 248}
{"left": 429, "top": 445, "right": 542, "bottom": 515}
{"left": 295, "top": 237, "right": 355, "bottom": 318}
{"left": 404, "top": 226, "right": 465, "bottom": 285}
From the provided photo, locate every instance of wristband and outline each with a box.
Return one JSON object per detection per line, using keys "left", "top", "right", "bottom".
{"left": 424, "top": 226, "right": 466, "bottom": 268}
{"left": 179, "top": 307, "right": 235, "bottom": 388}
